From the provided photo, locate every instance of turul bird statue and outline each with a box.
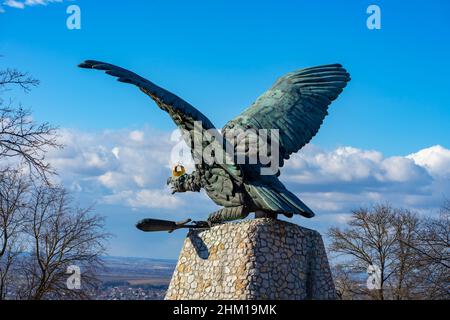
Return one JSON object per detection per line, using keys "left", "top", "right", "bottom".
{"left": 79, "top": 61, "right": 350, "bottom": 231}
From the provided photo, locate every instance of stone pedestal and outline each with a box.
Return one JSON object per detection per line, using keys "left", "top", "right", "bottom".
{"left": 165, "top": 218, "right": 336, "bottom": 300}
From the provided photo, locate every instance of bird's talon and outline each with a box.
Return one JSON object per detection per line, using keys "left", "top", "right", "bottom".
{"left": 192, "top": 220, "right": 211, "bottom": 228}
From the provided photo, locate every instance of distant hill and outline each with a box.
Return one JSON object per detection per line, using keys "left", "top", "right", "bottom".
{"left": 99, "top": 256, "right": 176, "bottom": 286}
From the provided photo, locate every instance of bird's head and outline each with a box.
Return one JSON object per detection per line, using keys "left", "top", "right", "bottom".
{"left": 172, "top": 164, "right": 186, "bottom": 177}
{"left": 167, "top": 165, "right": 187, "bottom": 194}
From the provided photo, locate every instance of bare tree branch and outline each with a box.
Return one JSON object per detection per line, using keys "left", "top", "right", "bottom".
{"left": 328, "top": 203, "right": 450, "bottom": 300}
{"left": 0, "top": 69, "right": 39, "bottom": 93}
{"left": 0, "top": 67, "right": 62, "bottom": 184}
{"left": 0, "top": 169, "right": 30, "bottom": 299}
{"left": 16, "top": 186, "right": 108, "bottom": 300}
{"left": 0, "top": 65, "right": 108, "bottom": 300}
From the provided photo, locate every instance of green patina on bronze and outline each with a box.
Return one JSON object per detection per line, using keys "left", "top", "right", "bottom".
{"left": 79, "top": 61, "right": 351, "bottom": 229}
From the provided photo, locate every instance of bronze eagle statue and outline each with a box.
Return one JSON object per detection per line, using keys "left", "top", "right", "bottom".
{"left": 79, "top": 61, "right": 350, "bottom": 227}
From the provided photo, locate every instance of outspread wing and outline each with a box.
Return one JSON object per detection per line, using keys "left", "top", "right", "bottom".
{"left": 223, "top": 64, "right": 351, "bottom": 169}
{"left": 79, "top": 60, "right": 242, "bottom": 180}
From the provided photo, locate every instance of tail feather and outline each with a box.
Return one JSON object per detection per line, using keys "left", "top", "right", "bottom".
{"left": 247, "top": 184, "right": 315, "bottom": 218}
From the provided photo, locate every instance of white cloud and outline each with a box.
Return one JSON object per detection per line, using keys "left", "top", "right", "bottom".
{"left": 102, "top": 189, "right": 182, "bottom": 210}
{"left": 4, "top": 0, "right": 24, "bottom": 9}
{"left": 47, "top": 128, "right": 176, "bottom": 208}
{"left": 282, "top": 144, "right": 449, "bottom": 218}
{"left": 25, "top": 0, "right": 60, "bottom": 5}
{"left": 283, "top": 145, "right": 431, "bottom": 186}
{"left": 407, "top": 145, "right": 450, "bottom": 178}
{"left": 129, "top": 130, "right": 145, "bottom": 142}
{"left": 2, "top": 0, "right": 63, "bottom": 11}
{"left": 46, "top": 128, "right": 450, "bottom": 221}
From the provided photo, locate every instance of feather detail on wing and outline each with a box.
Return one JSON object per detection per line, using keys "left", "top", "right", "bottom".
{"left": 223, "top": 64, "right": 351, "bottom": 169}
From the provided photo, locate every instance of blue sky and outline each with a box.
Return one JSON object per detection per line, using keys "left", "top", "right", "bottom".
{"left": 1, "top": 0, "right": 449, "bottom": 258}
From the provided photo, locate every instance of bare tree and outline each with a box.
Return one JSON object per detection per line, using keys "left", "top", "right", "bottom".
{"left": 390, "top": 210, "right": 421, "bottom": 299}
{"left": 332, "top": 264, "right": 367, "bottom": 300}
{"left": 0, "top": 169, "right": 30, "bottom": 299}
{"left": 16, "top": 186, "right": 107, "bottom": 300}
{"left": 417, "top": 203, "right": 450, "bottom": 268}
{"left": 328, "top": 203, "right": 450, "bottom": 300}
{"left": 328, "top": 204, "right": 401, "bottom": 300}
{"left": 0, "top": 68, "right": 61, "bottom": 183}
{"left": 401, "top": 203, "right": 450, "bottom": 299}
{"left": 0, "top": 65, "right": 108, "bottom": 300}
